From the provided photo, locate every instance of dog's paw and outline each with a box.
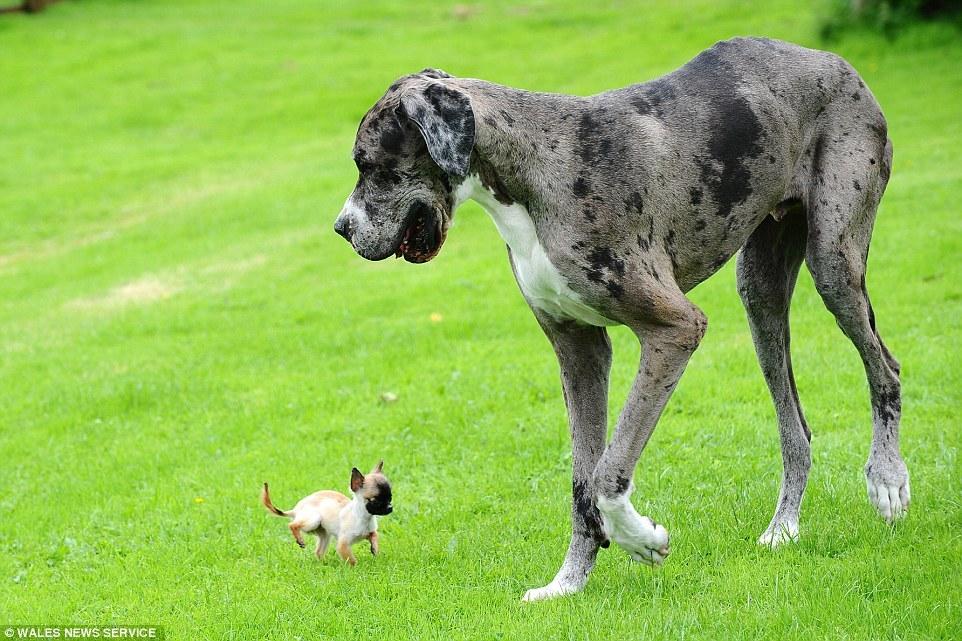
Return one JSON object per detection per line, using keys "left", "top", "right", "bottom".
{"left": 866, "top": 457, "right": 910, "bottom": 523}
{"left": 866, "top": 474, "right": 910, "bottom": 523}
{"left": 758, "top": 521, "right": 799, "bottom": 547}
{"left": 521, "top": 579, "right": 581, "bottom": 603}
{"left": 596, "top": 491, "right": 669, "bottom": 566}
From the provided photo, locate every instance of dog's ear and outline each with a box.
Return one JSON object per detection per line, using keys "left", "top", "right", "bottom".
{"left": 396, "top": 81, "right": 475, "bottom": 177}
{"left": 350, "top": 467, "right": 364, "bottom": 493}
{"left": 418, "top": 68, "right": 452, "bottom": 79}
{"left": 373, "top": 460, "right": 384, "bottom": 474}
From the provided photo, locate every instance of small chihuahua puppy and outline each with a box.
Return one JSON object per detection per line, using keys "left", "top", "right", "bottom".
{"left": 261, "top": 461, "right": 392, "bottom": 566}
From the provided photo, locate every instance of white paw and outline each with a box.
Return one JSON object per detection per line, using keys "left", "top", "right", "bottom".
{"left": 758, "top": 521, "right": 799, "bottom": 547}
{"left": 867, "top": 476, "right": 910, "bottom": 523}
{"left": 596, "top": 490, "right": 670, "bottom": 566}
{"left": 521, "top": 579, "right": 581, "bottom": 603}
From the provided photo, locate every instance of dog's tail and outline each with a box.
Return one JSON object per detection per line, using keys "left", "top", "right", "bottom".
{"left": 261, "top": 482, "right": 292, "bottom": 517}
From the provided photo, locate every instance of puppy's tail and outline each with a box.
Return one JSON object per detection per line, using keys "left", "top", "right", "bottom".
{"left": 261, "top": 482, "right": 292, "bottom": 517}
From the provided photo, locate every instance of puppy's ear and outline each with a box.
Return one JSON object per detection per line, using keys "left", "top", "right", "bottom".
{"left": 396, "top": 81, "right": 475, "bottom": 177}
{"left": 350, "top": 467, "right": 364, "bottom": 493}
{"left": 373, "top": 460, "right": 384, "bottom": 474}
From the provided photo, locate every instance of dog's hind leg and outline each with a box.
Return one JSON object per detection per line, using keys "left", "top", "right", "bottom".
{"left": 806, "top": 132, "right": 907, "bottom": 522}
{"left": 737, "top": 210, "right": 811, "bottom": 546}
{"left": 522, "top": 315, "right": 612, "bottom": 603}
{"left": 289, "top": 521, "right": 307, "bottom": 548}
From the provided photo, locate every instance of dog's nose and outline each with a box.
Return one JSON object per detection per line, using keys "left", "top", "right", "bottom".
{"left": 334, "top": 213, "right": 352, "bottom": 241}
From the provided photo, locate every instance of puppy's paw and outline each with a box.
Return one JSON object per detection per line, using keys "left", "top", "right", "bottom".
{"left": 521, "top": 579, "right": 581, "bottom": 603}
{"left": 596, "top": 491, "right": 669, "bottom": 566}
{"left": 758, "top": 521, "right": 798, "bottom": 547}
{"left": 866, "top": 457, "right": 910, "bottom": 523}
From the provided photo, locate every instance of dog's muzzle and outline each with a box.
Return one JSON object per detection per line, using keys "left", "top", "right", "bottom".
{"left": 367, "top": 503, "right": 393, "bottom": 516}
{"left": 334, "top": 196, "right": 446, "bottom": 263}
{"left": 334, "top": 212, "right": 352, "bottom": 241}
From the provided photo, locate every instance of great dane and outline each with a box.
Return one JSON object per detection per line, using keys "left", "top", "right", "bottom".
{"left": 333, "top": 37, "right": 907, "bottom": 601}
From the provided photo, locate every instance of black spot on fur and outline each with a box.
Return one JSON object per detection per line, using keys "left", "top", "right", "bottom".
{"left": 625, "top": 191, "right": 644, "bottom": 215}
{"left": 577, "top": 112, "right": 602, "bottom": 163}
{"left": 690, "top": 187, "right": 703, "bottom": 205}
{"left": 500, "top": 109, "right": 515, "bottom": 125}
{"left": 854, "top": 180, "right": 862, "bottom": 191}
{"left": 876, "top": 388, "right": 900, "bottom": 424}
{"left": 627, "top": 78, "right": 676, "bottom": 118}
{"left": 585, "top": 247, "right": 624, "bottom": 292}
{"left": 587, "top": 247, "right": 625, "bottom": 276}
{"left": 685, "top": 49, "right": 763, "bottom": 219}
{"left": 613, "top": 476, "right": 631, "bottom": 494}
{"left": 573, "top": 176, "right": 591, "bottom": 198}
{"left": 852, "top": 92, "right": 861, "bottom": 101}
{"left": 572, "top": 480, "right": 608, "bottom": 546}
{"left": 477, "top": 160, "right": 513, "bottom": 205}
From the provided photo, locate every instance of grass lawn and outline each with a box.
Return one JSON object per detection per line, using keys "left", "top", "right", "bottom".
{"left": 1, "top": 1, "right": 960, "bottom": 639}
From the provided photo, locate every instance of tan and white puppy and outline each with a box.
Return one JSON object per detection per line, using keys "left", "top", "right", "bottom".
{"left": 261, "top": 461, "right": 392, "bottom": 566}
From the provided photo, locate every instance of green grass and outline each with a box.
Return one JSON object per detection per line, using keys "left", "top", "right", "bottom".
{"left": 1, "top": 1, "right": 960, "bottom": 639}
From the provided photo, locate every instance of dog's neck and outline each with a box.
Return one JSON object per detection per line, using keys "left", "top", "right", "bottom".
{"left": 348, "top": 494, "right": 376, "bottom": 530}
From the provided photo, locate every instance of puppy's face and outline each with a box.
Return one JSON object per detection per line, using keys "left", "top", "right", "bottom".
{"left": 334, "top": 69, "right": 475, "bottom": 264}
{"left": 350, "top": 461, "right": 393, "bottom": 516}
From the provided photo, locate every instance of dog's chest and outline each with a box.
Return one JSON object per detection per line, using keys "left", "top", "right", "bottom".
{"left": 456, "top": 176, "right": 616, "bottom": 327}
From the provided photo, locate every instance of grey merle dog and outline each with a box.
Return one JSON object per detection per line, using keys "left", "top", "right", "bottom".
{"left": 333, "top": 37, "right": 907, "bottom": 601}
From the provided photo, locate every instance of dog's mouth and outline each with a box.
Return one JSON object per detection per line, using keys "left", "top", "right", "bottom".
{"left": 395, "top": 202, "right": 446, "bottom": 264}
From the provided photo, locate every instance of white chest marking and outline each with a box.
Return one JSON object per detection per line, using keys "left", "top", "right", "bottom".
{"left": 454, "top": 175, "right": 616, "bottom": 327}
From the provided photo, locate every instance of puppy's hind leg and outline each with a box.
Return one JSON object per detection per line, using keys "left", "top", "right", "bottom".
{"left": 289, "top": 521, "right": 307, "bottom": 548}
{"left": 737, "top": 212, "right": 811, "bottom": 546}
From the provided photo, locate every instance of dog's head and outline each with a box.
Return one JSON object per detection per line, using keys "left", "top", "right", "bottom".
{"left": 334, "top": 69, "right": 475, "bottom": 263}
{"left": 350, "top": 460, "right": 393, "bottom": 515}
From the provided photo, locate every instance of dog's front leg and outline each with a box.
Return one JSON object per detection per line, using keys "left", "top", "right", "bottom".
{"left": 336, "top": 538, "right": 357, "bottom": 566}
{"left": 522, "top": 315, "right": 612, "bottom": 603}
{"left": 593, "top": 295, "right": 707, "bottom": 565}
